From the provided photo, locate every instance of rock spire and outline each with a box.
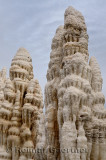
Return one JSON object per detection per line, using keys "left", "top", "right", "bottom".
{"left": 45, "top": 6, "right": 106, "bottom": 160}
{"left": 0, "top": 48, "right": 44, "bottom": 160}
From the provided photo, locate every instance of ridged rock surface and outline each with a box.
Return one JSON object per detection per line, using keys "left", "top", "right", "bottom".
{"left": 45, "top": 6, "right": 106, "bottom": 160}
{"left": 0, "top": 48, "right": 45, "bottom": 160}
{"left": 0, "top": 6, "right": 106, "bottom": 160}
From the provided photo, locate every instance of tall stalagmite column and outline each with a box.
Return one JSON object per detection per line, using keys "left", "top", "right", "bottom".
{"left": 45, "top": 6, "right": 106, "bottom": 160}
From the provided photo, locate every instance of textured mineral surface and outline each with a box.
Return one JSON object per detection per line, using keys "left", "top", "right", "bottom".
{"left": 0, "top": 48, "right": 45, "bottom": 160}
{"left": 0, "top": 6, "right": 106, "bottom": 160}
{"left": 45, "top": 6, "right": 106, "bottom": 160}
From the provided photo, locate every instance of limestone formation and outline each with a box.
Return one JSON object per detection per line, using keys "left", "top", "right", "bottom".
{"left": 0, "top": 48, "right": 45, "bottom": 160}
{"left": 45, "top": 6, "right": 106, "bottom": 160}
{"left": 0, "top": 6, "right": 106, "bottom": 160}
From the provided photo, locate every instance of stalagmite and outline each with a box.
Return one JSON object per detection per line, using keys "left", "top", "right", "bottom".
{"left": 45, "top": 6, "right": 106, "bottom": 160}
{"left": 0, "top": 6, "right": 106, "bottom": 160}
{"left": 0, "top": 48, "right": 44, "bottom": 160}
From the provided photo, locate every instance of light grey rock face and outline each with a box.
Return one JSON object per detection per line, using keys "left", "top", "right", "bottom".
{"left": 0, "top": 48, "right": 45, "bottom": 160}
{"left": 45, "top": 6, "right": 106, "bottom": 160}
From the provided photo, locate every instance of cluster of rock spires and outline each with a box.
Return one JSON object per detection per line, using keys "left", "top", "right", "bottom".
{"left": 45, "top": 6, "right": 106, "bottom": 160}
{"left": 0, "top": 6, "right": 106, "bottom": 160}
{"left": 0, "top": 48, "right": 44, "bottom": 160}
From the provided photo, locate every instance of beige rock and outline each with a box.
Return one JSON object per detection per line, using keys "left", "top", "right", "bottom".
{"left": 0, "top": 48, "right": 44, "bottom": 160}
{"left": 45, "top": 6, "right": 106, "bottom": 160}
{"left": 0, "top": 6, "right": 106, "bottom": 160}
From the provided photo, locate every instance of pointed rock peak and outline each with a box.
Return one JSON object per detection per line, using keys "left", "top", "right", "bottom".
{"left": 65, "top": 6, "right": 82, "bottom": 17}
{"left": 90, "top": 56, "right": 99, "bottom": 65}
{"left": 2, "top": 67, "right": 6, "bottom": 72}
{"left": 15, "top": 47, "right": 31, "bottom": 58}
{"left": 64, "top": 6, "right": 87, "bottom": 30}
{"left": 10, "top": 48, "right": 34, "bottom": 81}
{"left": 0, "top": 67, "right": 6, "bottom": 79}
{"left": 5, "top": 78, "right": 14, "bottom": 90}
{"left": 89, "top": 56, "right": 102, "bottom": 75}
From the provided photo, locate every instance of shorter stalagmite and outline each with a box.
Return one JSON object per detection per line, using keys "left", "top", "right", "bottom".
{"left": 0, "top": 48, "right": 45, "bottom": 160}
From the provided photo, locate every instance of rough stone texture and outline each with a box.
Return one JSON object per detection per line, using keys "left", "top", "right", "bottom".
{"left": 0, "top": 48, "right": 45, "bottom": 160}
{"left": 0, "top": 6, "right": 106, "bottom": 160}
{"left": 45, "top": 6, "right": 106, "bottom": 160}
